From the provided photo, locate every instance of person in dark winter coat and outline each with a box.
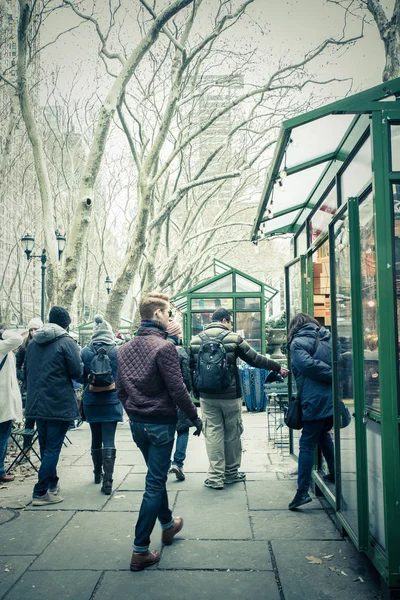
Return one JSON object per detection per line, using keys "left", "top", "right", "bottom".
{"left": 287, "top": 312, "right": 335, "bottom": 510}
{"left": 15, "top": 317, "right": 43, "bottom": 455}
{"left": 167, "top": 319, "right": 194, "bottom": 482}
{"left": 25, "top": 306, "right": 83, "bottom": 506}
{"left": 81, "top": 314, "right": 123, "bottom": 495}
{"left": 117, "top": 292, "right": 202, "bottom": 572}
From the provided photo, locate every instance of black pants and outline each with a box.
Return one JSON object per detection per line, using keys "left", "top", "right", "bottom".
{"left": 90, "top": 422, "right": 117, "bottom": 449}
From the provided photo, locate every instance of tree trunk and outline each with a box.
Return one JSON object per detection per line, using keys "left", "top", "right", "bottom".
{"left": 105, "top": 182, "right": 152, "bottom": 331}
{"left": 58, "top": 0, "right": 194, "bottom": 309}
{"left": 17, "top": 0, "right": 59, "bottom": 302}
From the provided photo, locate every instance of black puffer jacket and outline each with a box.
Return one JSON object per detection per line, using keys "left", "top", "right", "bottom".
{"left": 25, "top": 324, "right": 83, "bottom": 421}
{"left": 189, "top": 322, "right": 282, "bottom": 400}
{"left": 290, "top": 323, "right": 332, "bottom": 421}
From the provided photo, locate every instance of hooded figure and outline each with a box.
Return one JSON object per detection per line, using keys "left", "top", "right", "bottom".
{"left": 25, "top": 306, "right": 83, "bottom": 506}
{"left": 80, "top": 314, "right": 123, "bottom": 495}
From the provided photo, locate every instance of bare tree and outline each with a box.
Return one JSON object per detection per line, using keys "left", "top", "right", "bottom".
{"left": 102, "top": 0, "right": 361, "bottom": 329}
{"left": 328, "top": 0, "right": 400, "bottom": 80}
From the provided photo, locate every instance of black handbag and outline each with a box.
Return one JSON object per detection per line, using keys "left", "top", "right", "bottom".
{"left": 339, "top": 400, "right": 351, "bottom": 428}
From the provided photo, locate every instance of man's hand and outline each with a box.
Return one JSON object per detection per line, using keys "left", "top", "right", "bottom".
{"left": 191, "top": 416, "right": 203, "bottom": 436}
{"left": 280, "top": 367, "right": 289, "bottom": 379}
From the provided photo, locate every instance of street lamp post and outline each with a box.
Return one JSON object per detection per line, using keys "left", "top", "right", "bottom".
{"left": 20, "top": 232, "right": 66, "bottom": 322}
{"left": 105, "top": 275, "right": 113, "bottom": 295}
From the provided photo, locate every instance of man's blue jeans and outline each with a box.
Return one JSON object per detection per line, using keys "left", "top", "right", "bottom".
{"left": 0, "top": 420, "right": 12, "bottom": 478}
{"left": 129, "top": 421, "right": 175, "bottom": 552}
{"left": 171, "top": 429, "right": 189, "bottom": 468}
{"left": 298, "top": 416, "right": 335, "bottom": 493}
{"left": 33, "top": 419, "right": 69, "bottom": 496}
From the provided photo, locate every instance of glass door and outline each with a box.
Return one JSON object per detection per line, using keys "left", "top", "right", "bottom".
{"left": 285, "top": 256, "right": 306, "bottom": 459}
{"left": 329, "top": 205, "right": 358, "bottom": 535}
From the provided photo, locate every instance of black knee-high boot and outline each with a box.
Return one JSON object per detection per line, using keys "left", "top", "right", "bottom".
{"left": 91, "top": 448, "right": 103, "bottom": 484}
{"left": 101, "top": 448, "right": 116, "bottom": 495}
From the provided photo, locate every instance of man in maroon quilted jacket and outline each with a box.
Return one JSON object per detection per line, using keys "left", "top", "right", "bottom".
{"left": 117, "top": 292, "right": 202, "bottom": 572}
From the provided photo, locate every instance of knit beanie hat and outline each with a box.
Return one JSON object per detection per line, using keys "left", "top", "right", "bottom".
{"left": 92, "top": 314, "right": 115, "bottom": 345}
{"left": 93, "top": 314, "right": 112, "bottom": 334}
{"left": 167, "top": 318, "right": 182, "bottom": 338}
{"left": 27, "top": 317, "right": 43, "bottom": 331}
{"left": 49, "top": 306, "right": 71, "bottom": 330}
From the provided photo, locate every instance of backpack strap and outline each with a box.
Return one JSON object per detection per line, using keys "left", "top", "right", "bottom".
{"left": 215, "top": 331, "right": 230, "bottom": 343}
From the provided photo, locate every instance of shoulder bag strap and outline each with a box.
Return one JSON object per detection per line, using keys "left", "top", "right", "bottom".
{"left": 0, "top": 354, "right": 8, "bottom": 372}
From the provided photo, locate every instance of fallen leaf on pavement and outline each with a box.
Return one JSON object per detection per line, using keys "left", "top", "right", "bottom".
{"left": 306, "top": 556, "right": 323, "bottom": 564}
{"left": 329, "top": 567, "right": 342, "bottom": 575}
{"left": 4, "top": 568, "right": 10, "bottom": 572}
{"left": 322, "top": 554, "right": 334, "bottom": 559}
{"left": 353, "top": 577, "right": 364, "bottom": 583}
{"left": 115, "top": 495, "right": 125, "bottom": 499}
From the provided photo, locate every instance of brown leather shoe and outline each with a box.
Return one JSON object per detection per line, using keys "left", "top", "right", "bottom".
{"left": 162, "top": 516, "right": 183, "bottom": 546}
{"left": 0, "top": 474, "right": 14, "bottom": 483}
{"left": 130, "top": 550, "right": 159, "bottom": 571}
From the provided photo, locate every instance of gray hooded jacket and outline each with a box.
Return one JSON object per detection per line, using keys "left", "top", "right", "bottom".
{"left": 25, "top": 324, "right": 83, "bottom": 421}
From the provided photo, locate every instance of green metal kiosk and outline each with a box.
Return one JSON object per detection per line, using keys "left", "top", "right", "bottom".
{"left": 171, "top": 259, "right": 278, "bottom": 352}
{"left": 252, "top": 78, "right": 400, "bottom": 595}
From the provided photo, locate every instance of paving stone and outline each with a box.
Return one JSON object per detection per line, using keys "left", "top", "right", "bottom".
{"left": 160, "top": 540, "right": 272, "bottom": 570}
{"left": 95, "top": 571, "right": 280, "bottom": 600}
{"left": 251, "top": 510, "right": 342, "bottom": 540}
{"left": 103, "top": 491, "right": 177, "bottom": 512}
{"left": 31, "top": 512, "right": 141, "bottom": 570}
{"left": 174, "top": 488, "right": 252, "bottom": 539}
{"left": 5, "top": 570, "right": 100, "bottom": 600}
{"left": 73, "top": 451, "right": 144, "bottom": 467}
{"left": 0, "top": 508, "right": 17, "bottom": 525}
{"left": 0, "top": 555, "right": 35, "bottom": 598}
{"left": 30, "top": 466, "right": 131, "bottom": 511}
{"left": 272, "top": 540, "right": 380, "bottom": 599}
{"left": 118, "top": 472, "right": 211, "bottom": 492}
{"left": 0, "top": 511, "right": 74, "bottom": 555}
{"left": 246, "top": 480, "right": 321, "bottom": 510}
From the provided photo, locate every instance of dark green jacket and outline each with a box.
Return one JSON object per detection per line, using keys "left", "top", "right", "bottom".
{"left": 189, "top": 322, "right": 282, "bottom": 400}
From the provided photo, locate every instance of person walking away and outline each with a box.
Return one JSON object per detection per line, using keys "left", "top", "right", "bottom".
{"left": 25, "top": 306, "right": 83, "bottom": 506}
{"left": 16, "top": 317, "right": 43, "bottom": 457}
{"left": 189, "top": 308, "right": 289, "bottom": 490}
{"left": 117, "top": 292, "right": 202, "bottom": 572}
{"left": 0, "top": 325, "right": 23, "bottom": 482}
{"left": 167, "top": 319, "right": 194, "bottom": 482}
{"left": 81, "top": 314, "right": 123, "bottom": 494}
{"left": 287, "top": 312, "right": 334, "bottom": 510}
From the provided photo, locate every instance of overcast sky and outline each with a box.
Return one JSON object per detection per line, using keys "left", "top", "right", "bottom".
{"left": 41, "top": 0, "right": 388, "bottom": 101}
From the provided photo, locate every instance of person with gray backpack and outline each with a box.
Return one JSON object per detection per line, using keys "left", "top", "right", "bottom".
{"left": 81, "top": 315, "right": 123, "bottom": 495}
{"left": 189, "top": 309, "right": 288, "bottom": 489}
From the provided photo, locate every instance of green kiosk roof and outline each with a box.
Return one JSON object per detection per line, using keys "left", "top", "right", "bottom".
{"left": 251, "top": 77, "right": 400, "bottom": 241}
{"left": 171, "top": 259, "right": 278, "bottom": 312}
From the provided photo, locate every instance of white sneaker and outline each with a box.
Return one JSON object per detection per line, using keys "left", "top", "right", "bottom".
{"left": 32, "top": 491, "right": 64, "bottom": 506}
{"left": 48, "top": 482, "right": 61, "bottom": 496}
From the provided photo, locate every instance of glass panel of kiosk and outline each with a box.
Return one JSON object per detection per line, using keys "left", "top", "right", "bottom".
{"left": 334, "top": 211, "right": 358, "bottom": 535}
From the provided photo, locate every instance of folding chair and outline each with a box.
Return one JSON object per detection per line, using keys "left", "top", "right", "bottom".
{"left": 7, "top": 427, "right": 41, "bottom": 473}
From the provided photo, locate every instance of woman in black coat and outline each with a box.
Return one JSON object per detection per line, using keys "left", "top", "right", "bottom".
{"left": 81, "top": 315, "right": 123, "bottom": 495}
{"left": 288, "top": 312, "right": 335, "bottom": 510}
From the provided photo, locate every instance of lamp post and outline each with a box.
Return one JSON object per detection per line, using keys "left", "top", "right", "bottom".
{"left": 105, "top": 275, "right": 113, "bottom": 295}
{"left": 20, "top": 232, "right": 66, "bottom": 322}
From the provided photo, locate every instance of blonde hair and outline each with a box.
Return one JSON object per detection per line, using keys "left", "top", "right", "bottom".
{"left": 139, "top": 292, "right": 169, "bottom": 320}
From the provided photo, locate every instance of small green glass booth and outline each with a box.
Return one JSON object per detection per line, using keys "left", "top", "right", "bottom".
{"left": 171, "top": 260, "right": 278, "bottom": 352}
{"left": 252, "top": 78, "right": 400, "bottom": 594}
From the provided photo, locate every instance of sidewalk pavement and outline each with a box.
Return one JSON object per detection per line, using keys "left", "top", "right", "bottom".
{"left": 0, "top": 411, "right": 380, "bottom": 600}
